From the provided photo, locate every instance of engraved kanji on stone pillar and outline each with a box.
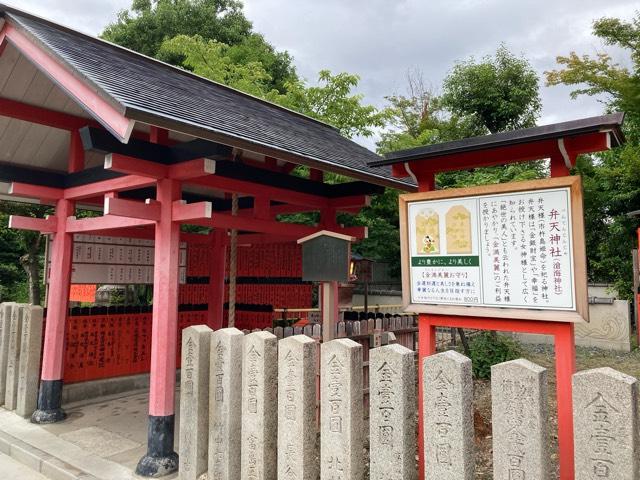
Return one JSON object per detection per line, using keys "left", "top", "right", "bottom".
{"left": 178, "top": 325, "right": 212, "bottom": 480}
{"left": 491, "top": 358, "right": 549, "bottom": 480}
{"left": 422, "top": 350, "right": 474, "bottom": 480}
{"left": 321, "top": 338, "right": 364, "bottom": 480}
{"left": 369, "top": 343, "right": 416, "bottom": 480}
{"left": 241, "top": 331, "right": 278, "bottom": 480}
{"left": 277, "top": 335, "right": 318, "bottom": 480}
{"left": 16, "top": 306, "right": 44, "bottom": 417}
{"left": 5, "top": 304, "right": 24, "bottom": 410}
{"left": 209, "top": 327, "right": 244, "bottom": 480}
{"left": 573, "top": 367, "right": 639, "bottom": 480}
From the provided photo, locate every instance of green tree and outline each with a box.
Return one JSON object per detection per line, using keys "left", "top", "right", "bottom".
{"left": 441, "top": 44, "right": 542, "bottom": 134}
{"left": 0, "top": 202, "right": 51, "bottom": 304}
{"left": 546, "top": 13, "right": 640, "bottom": 297}
{"left": 102, "top": 0, "right": 296, "bottom": 93}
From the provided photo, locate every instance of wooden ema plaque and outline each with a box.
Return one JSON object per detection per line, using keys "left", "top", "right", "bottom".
{"left": 400, "top": 176, "right": 588, "bottom": 323}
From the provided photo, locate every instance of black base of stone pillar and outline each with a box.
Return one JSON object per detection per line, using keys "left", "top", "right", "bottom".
{"left": 135, "top": 415, "right": 179, "bottom": 478}
{"left": 31, "top": 380, "right": 66, "bottom": 424}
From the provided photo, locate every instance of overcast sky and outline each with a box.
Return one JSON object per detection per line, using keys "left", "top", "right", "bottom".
{"left": 10, "top": 0, "right": 638, "bottom": 149}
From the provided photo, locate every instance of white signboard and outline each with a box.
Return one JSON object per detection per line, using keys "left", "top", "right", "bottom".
{"left": 401, "top": 177, "right": 588, "bottom": 322}
{"left": 46, "top": 234, "right": 187, "bottom": 285}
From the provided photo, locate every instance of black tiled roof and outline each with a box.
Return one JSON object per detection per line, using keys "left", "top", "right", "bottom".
{"left": 1, "top": 5, "right": 414, "bottom": 190}
{"left": 371, "top": 112, "right": 625, "bottom": 167}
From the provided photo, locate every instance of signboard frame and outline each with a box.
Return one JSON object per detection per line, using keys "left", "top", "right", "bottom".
{"left": 399, "top": 176, "right": 588, "bottom": 323}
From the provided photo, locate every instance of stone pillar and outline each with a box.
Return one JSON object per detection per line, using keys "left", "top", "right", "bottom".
{"left": 369, "top": 344, "right": 416, "bottom": 480}
{"left": 241, "top": 331, "right": 278, "bottom": 480}
{"left": 209, "top": 328, "right": 244, "bottom": 480}
{"left": 0, "top": 302, "right": 14, "bottom": 405}
{"left": 320, "top": 338, "right": 363, "bottom": 480}
{"left": 573, "top": 367, "right": 639, "bottom": 479}
{"left": 5, "top": 304, "right": 24, "bottom": 410}
{"left": 16, "top": 306, "right": 44, "bottom": 418}
{"left": 422, "top": 350, "right": 474, "bottom": 480}
{"left": 178, "top": 325, "right": 212, "bottom": 480}
{"left": 491, "top": 359, "right": 549, "bottom": 480}
{"left": 277, "top": 335, "right": 318, "bottom": 480}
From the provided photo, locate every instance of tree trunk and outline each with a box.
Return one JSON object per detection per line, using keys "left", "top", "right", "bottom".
{"left": 19, "top": 235, "right": 42, "bottom": 305}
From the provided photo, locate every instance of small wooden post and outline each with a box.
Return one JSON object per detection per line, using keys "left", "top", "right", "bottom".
{"left": 321, "top": 281, "right": 339, "bottom": 343}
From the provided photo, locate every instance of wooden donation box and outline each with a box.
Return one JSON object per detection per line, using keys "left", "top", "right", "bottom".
{"left": 298, "top": 231, "right": 355, "bottom": 341}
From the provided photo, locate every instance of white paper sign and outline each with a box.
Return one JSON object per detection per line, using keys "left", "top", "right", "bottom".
{"left": 46, "top": 235, "right": 187, "bottom": 285}
{"left": 407, "top": 187, "right": 575, "bottom": 311}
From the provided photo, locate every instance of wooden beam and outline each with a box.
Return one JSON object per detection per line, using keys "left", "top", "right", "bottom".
{"left": 104, "top": 197, "right": 161, "bottom": 221}
{"left": 172, "top": 200, "right": 213, "bottom": 222}
{"left": 168, "top": 158, "right": 215, "bottom": 180}
{"left": 8, "top": 215, "right": 57, "bottom": 233}
{"left": 66, "top": 215, "right": 155, "bottom": 233}
{"left": 81, "top": 126, "right": 231, "bottom": 162}
{"left": 8, "top": 182, "right": 63, "bottom": 201}
{"left": 105, "top": 153, "right": 168, "bottom": 179}
{"left": 190, "top": 173, "right": 329, "bottom": 208}
{"left": 4, "top": 24, "right": 134, "bottom": 142}
{"left": 329, "top": 195, "right": 371, "bottom": 209}
{"left": 0, "top": 97, "right": 96, "bottom": 131}
{"left": 64, "top": 174, "right": 156, "bottom": 200}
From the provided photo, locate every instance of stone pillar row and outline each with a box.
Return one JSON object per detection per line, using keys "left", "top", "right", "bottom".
{"left": 177, "top": 326, "right": 640, "bottom": 480}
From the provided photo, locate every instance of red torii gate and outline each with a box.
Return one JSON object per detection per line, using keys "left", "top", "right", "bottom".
{"left": 0, "top": 5, "right": 413, "bottom": 476}
{"left": 371, "top": 113, "right": 625, "bottom": 480}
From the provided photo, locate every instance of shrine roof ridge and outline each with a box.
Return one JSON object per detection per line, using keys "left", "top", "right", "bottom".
{"left": 370, "top": 112, "right": 625, "bottom": 167}
{"left": 0, "top": 4, "right": 414, "bottom": 191}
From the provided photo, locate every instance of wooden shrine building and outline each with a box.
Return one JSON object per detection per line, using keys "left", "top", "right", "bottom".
{"left": 0, "top": 5, "right": 415, "bottom": 476}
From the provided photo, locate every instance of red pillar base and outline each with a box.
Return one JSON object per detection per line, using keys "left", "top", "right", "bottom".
{"left": 135, "top": 415, "right": 178, "bottom": 477}
{"left": 31, "top": 379, "right": 66, "bottom": 424}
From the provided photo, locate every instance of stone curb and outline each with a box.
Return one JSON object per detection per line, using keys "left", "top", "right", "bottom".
{"left": 0, "top": 429, "right": 99, "bottom": 480}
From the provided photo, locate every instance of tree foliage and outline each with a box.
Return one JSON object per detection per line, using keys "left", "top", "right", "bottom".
{"left": 546, "top": 13, "right": 640, "bottom": 297}
{"left": 102, "top": 0, "right": 296, "bottom": 92}
{"left": 441, "top": 45, "right": 542, "bottom": 134}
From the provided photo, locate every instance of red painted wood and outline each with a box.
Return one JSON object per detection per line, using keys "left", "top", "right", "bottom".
{"left": 8, "top": 214, "right": 57, "bottom": 233}
{"left": 64, "top": 174, "right": 156, "bottom": 200}
{"left": 0, "top": 97, "right": 96, "bottom": 131}
{"left": 3, "top": 24, "right": 134, "bottom": 141}
{"left": 417, "top": 172, "right": 435, "bottom": 192}
{"left": 105, "top": 153, "right": 168, "bottom": 179}
{"left": 328, "top": 195, "right": 371, "bottom": 209}
{"left": 550, "top": 153, "right": 571, "bottom": 177}
{"left": 9, "top": 182, "right": 63, "bottom": 201}
{"left": 207, "top": 229, "right": 227, "bottom": 330}
{"left": 309, "top": 169, "right": 324, "bottom": 182}
{"left": 149, "top": 178, "right": 181, "bottom": 416}
{"left": 253, "top": 196, "right": 270, "bottom": 220}
{"left": 417, "top": 314, "right": 436, "bottom": 480}
{"left": 149, "top": 126, "right": 169, "bottom": 145}
{"left": 555, "top": 322, "right": 576, "bottom": 480}
{"left": 41, "top": 198, "right": 74, "bottom": 380}
{"left": 104, "top": 197, "right": 161, "bottom": 221}
{"left": 172, "top": 200, "right": 212, "bottom": 222}
{"left": 190, "top": 174, "right": 329, "bottom": 209}
{"left": 66, "top": 215, "right": 155, "bottom": 233}
{"left": 68, "top": 130, "right": 85, "bottom": 173}
{"left": 168, "top": 158, "right": 215, "bottom": 180}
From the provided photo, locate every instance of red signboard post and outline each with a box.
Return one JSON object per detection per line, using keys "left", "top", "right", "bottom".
{"left": 373, "top": 116, "right": 625, "bottom": 480}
